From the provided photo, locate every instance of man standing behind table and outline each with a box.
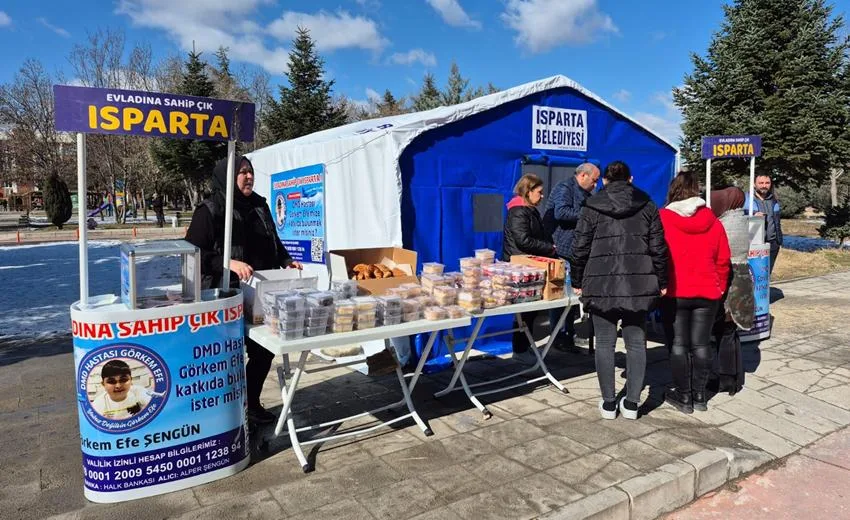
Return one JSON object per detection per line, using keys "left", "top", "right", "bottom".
{"left": 186, "top": 155, "right": 302, "bottom": 425}
{"left": 544, "top": 162, "right": 600, "bottom": 350}
{"left": 744, "top": 173, "right": 783, "bottom": 275}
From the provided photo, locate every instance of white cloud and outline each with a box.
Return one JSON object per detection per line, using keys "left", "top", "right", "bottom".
{"left": 612, "top": 89, "right": 631, "bottom": 103}
{"left": 632, "top": 90, "right": 682, "bottom": 145}
{"left": 389, "top": 48, "right": 437, "bottom": 67}
{"left": 365, "top": 88, "right": 381, "bottom": 101}
{"left": 0, "top": 11, "right": 11, "bottom": 27}
{"left": 37, "top": 17, "right": 71, "bottom": 38}
{"left": 425, "top": 0, "right": 481, "bottom": 29}
{"left": 267, "top": 10, "right": 388, "bottom": 53}
{"left": 116, "top": 0, "right": 291, "bottom": 74}
{"left": 501, "top": 0, "right": 617, "bottom": 53}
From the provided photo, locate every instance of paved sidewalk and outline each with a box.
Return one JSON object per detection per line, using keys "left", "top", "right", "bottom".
{"left": 666, "top": 426, "right": 850, "bottom": 519}
{"left": 1, "top": 271, "right": 849, "bottom": 520}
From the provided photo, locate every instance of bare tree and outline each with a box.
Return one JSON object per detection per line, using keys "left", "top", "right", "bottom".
{"left": 0, "top": 59, "right": 73, "bottom": 187}
{"left": 67, "top": 28, "right": 158, "bottom": 223}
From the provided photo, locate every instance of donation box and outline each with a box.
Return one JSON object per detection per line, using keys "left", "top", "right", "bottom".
{"left": 71, "top": 289, "right": 250, "bottom": 503}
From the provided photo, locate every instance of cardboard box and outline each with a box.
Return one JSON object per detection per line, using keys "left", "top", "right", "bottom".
{"left": 240, "top": 269, "right": 318, "bottom": 324}
{"left": 510, "top": 255, "right": 567, "bottom": 300}
{"left": 329, "top": 247, "right": 418, "bottom": 296}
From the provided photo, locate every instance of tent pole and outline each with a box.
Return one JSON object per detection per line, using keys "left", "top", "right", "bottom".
{"left": 77, "top": 133, "right": 89, "bottom": 307}
{"left": 749, "top": 156, "right": 756, "bottom": 215}
{"left": 705, "top": 158, "right": 712, "bottom": 208}
{"left": 221, "top": 141, "right": 237, "bottom": 289}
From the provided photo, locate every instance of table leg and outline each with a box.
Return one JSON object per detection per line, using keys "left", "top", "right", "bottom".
{"left": 434, "top": 317, "right": 490, "bottom": 417}
{"left": 524, "top": 306, "right": 571, "bottom": 394}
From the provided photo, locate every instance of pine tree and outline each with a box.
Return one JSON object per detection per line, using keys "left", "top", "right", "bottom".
{"left": 44, "top": 173, "right": 72, "bottom": 229}
{"left": 674, "top": 0, "right": 850, "bottom": 189}
{"left": 441, "top": 62, "right": 471, "bottom": 105}
{"left": 265, "top": 27, "right": 348, "bottom": 141}
{"left": 375, "top": 89, "right": 407, "bottom": 117}
{"left": 412, "top": 72, "right": 442, "bottom": 111}
{"left": 151, "top": 50, "right": 225, "bottom": 204}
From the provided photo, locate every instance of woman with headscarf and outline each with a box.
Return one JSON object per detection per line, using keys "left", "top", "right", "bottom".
{"left": 710, "top": 187, "right": 754, "bottom": 395}
{"left": 186, "top": 155, "right": 302, "bottom": 425}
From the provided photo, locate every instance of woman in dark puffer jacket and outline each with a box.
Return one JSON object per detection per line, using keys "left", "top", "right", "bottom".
{"left": 503, "top": 173, "right": 557, "bottom": 364}
{"left": 569, "top": 161, "right": 668, "bottom": 420}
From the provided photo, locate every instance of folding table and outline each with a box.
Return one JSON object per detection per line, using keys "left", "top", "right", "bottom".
{"left": 434, "top": 296, "right": 581, "bottom": 418}
{"left": 247, "top": 316, "right": 471, "bottom": 472}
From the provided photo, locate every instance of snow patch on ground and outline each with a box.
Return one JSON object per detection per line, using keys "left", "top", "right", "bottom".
{"left": 0, "top": 241, "right": 177, "bottom": 344}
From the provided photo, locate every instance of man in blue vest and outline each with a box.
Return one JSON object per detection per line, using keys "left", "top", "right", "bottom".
{"left": 744, "top": 173, "right": 783, "bottom": 275}
{"left": 544, "top": 163, "right": 600, "bottom": 349}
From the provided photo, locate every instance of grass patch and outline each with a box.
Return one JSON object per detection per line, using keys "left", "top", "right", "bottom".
{"left": 782, "top": 218, "right": 821, "bottom": 238}
{"left": 773, "top": 247, "right": 850, "bottom": 281}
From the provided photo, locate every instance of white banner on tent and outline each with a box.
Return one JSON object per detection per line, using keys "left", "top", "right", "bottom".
{"left": 531, "top": 105, "right": 587, "bottom": 152}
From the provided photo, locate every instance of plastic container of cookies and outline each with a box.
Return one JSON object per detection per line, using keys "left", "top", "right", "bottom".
{"left": 279, "top": 327, "right": 305, "bottom": 341}
{"left": 423, "top": 306, "right": 448, "bottom": 321}
{"left": 377, "top": 295, "right": 403, "bottom": 313}
{"left": 331, "top": 280, "right": 359, "bottom": 299}
{"left": 459, "top": 257, "right": 482, "bottom": 270}
{"left": 305, "top": 324, "right": 328, "bottom": 337}
{"left": 305, "top": 291, "right": 335, "bottom": 307}
{"left": 433, "top": 286, "right": 458, "bottom": 306}
{"left": 398, "top": 283, "right": 423, "bottom": 297}
{"left": 402, "top": 311, "right": 421, "bottom": 322}
{"left": 331, "top": 322, "right": 354, "bottom": 334}
{"left": 421, "top": 262, "right": 445, "bottom": 275}
{"left": 444, "top": 305, "right": 467, "bottom": 319}
{"left": 352, "top": 296, "right": 378, "bottom": 312}
{"left": 474, "top": 248, "right": 496, "bottom": 264}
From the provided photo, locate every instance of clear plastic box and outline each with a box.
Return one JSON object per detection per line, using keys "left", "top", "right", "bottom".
{"left": 279, "top": 327, "right": 305, "bottom": 341}
{"left": 334, "top": 299, "right": 357, "bottom": 315}
{"left": 331, "top": 322, "right": 354, "bottom": 334}
{"left": 352, "top": 296, "right": 378, "bottom": 312}
{"left": 421, "top": 262, "right": 445, "bottom": 275}
{"left": 474, "top": 248, "right": 496, "bottom": 263}
{"left": 423, "top": 307, "right": 447, "bottom": 321}
{"left": 305, "top": 324, "right": 328, "bottom": 337}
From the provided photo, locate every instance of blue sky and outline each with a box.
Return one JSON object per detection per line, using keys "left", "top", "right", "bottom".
{"left": 2, "top": 0, "right": 850, "bottom": 144}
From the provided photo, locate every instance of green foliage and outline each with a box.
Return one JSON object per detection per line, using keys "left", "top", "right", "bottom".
{"left": 375, "top": 89, "right": 407, "bottom": 116}
{"left": 819, "top": 203, "right": 850, "bottom": 244}
{"left": 44, "top": 173, "right": 72, "bottom": 229}
{"left": 776, "top": 186, "right": 807, "bottom": 217}
{"left": 674, "top": 0, "right": 850, "bottom": 189}
{"left": 152, "top": 50, "right": 226, "bottom": 199}
{"left": 412, "top": 72, "right": 442, "bottom": 111}
{"left": 264, "top": 27, "right": 348, "bottom": 142}
{"left": 442, "top": 62, "right": 471, "bottom": 105}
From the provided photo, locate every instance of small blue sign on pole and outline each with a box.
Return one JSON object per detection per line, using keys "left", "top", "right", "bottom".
{"left": 701, "top": 135, "right": 762, "bottom": 159}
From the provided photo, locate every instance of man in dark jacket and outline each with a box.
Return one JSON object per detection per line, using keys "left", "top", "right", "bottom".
{"left": 152, "top": 193, "right": 165, "bottom": 228}
{"left": 569, "top": 161, "right": 667, "bottom": 420}
{"left": 744, "top": 173, "right": 783, "bottom": 275}
{"left": 544, "top": 162, "right": 600, "bottom": 349}
{"left": 186, "top": 155, "right": 302, "bottom": 425}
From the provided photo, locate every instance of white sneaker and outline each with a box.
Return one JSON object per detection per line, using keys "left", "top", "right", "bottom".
{"left": 512, "top": 350, "right": 538, "bottom": 365}
{"left": 619, "top": 398, "right": 638, "bottom": 420}
{"left": 599, "top": 399, "right": 617, "bottom": 420}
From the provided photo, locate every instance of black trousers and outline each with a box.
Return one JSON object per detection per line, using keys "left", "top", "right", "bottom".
{"left": 662, "top": 297, "right": 720, "bottom": 394}
{"left": 245, "top": 336, "right": 275, "bottom": 409}
{"left": 512, "top": 311, "right": 537, "bottom": 353}
{"left": 769, "top": 242, "right": 781, "bottom": 276}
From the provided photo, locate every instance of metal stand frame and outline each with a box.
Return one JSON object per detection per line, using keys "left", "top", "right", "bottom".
{"left": 434, "top": 300, "right": 580, "bottom": 418}
{"left": 271, "top": 331, "right": 440, "bottom": 472}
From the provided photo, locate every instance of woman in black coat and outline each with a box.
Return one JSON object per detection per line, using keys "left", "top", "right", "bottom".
{"left": 569, "top": 161, "right": 668, "bottom": 420}
{"left": 503, "top": 174, "right": 556, "bottom": 364}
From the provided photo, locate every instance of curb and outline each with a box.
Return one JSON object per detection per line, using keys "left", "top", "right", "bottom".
{"left": 541, "top": 447, "right": 776, "bottom": 520}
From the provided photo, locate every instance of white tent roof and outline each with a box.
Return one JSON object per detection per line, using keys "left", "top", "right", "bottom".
{"left": 256, "top": 74, "right": 675, "bottom": 156}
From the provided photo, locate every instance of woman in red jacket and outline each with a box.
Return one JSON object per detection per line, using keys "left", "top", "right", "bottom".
{"left": 660, "top": 172, "right": 731, "bottom": 414}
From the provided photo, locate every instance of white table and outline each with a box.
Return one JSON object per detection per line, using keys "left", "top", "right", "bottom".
{"left": 434, "top": 297, "right": 581, "bottom": 418}
{"left": 248, "top": 316, "right": 471, "bottom": 472}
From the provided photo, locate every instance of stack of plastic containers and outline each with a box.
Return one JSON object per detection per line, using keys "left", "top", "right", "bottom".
{"left": 352, "top": 296, "right": 378, "bottom": 330}
{"left": 276, "top": 294, "right": 307, "bottom": 340}
{"left": 331, "top": 299, "right": 356, "bottom": 333}
{"left": 304, "top": 291, "right": 335, "bottom": 337}
{"left": 377, "top": 295, "right": 403, "bottom": 326}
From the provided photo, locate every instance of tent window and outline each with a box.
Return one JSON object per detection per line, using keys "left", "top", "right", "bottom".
{"left": 473, "top": 193, "right": 505, "bottom": 233}
{"left": 521, "top": 163, "right": 577, "bottom": 214}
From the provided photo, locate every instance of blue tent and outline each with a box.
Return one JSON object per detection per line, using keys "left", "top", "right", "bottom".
{"left": 397, "top": 82, "right": 676, "bottom": 370}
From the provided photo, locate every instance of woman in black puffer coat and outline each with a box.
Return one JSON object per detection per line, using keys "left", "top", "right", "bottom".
{"left": 503, "top": 174, "right": 556, "bottom": 364}
{"left": 569, "top": 161, "right": 668, "bottom": 420}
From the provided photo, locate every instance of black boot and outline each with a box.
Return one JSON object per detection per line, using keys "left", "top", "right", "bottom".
{"left": 693, "top": 391, "right": 707, "bottom": 412}
{"left": 665, "top": 389, "right": 694, "bottom": 414}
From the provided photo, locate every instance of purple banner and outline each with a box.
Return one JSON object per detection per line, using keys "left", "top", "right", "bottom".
{"left": 701, "top": 135, "right": 762, "bottom": 159}
{"left": 81, "top": 426, "right": 247, "bottom": 493}
{"left": 53, "top": 85, "right": 255, "bottom": 142}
